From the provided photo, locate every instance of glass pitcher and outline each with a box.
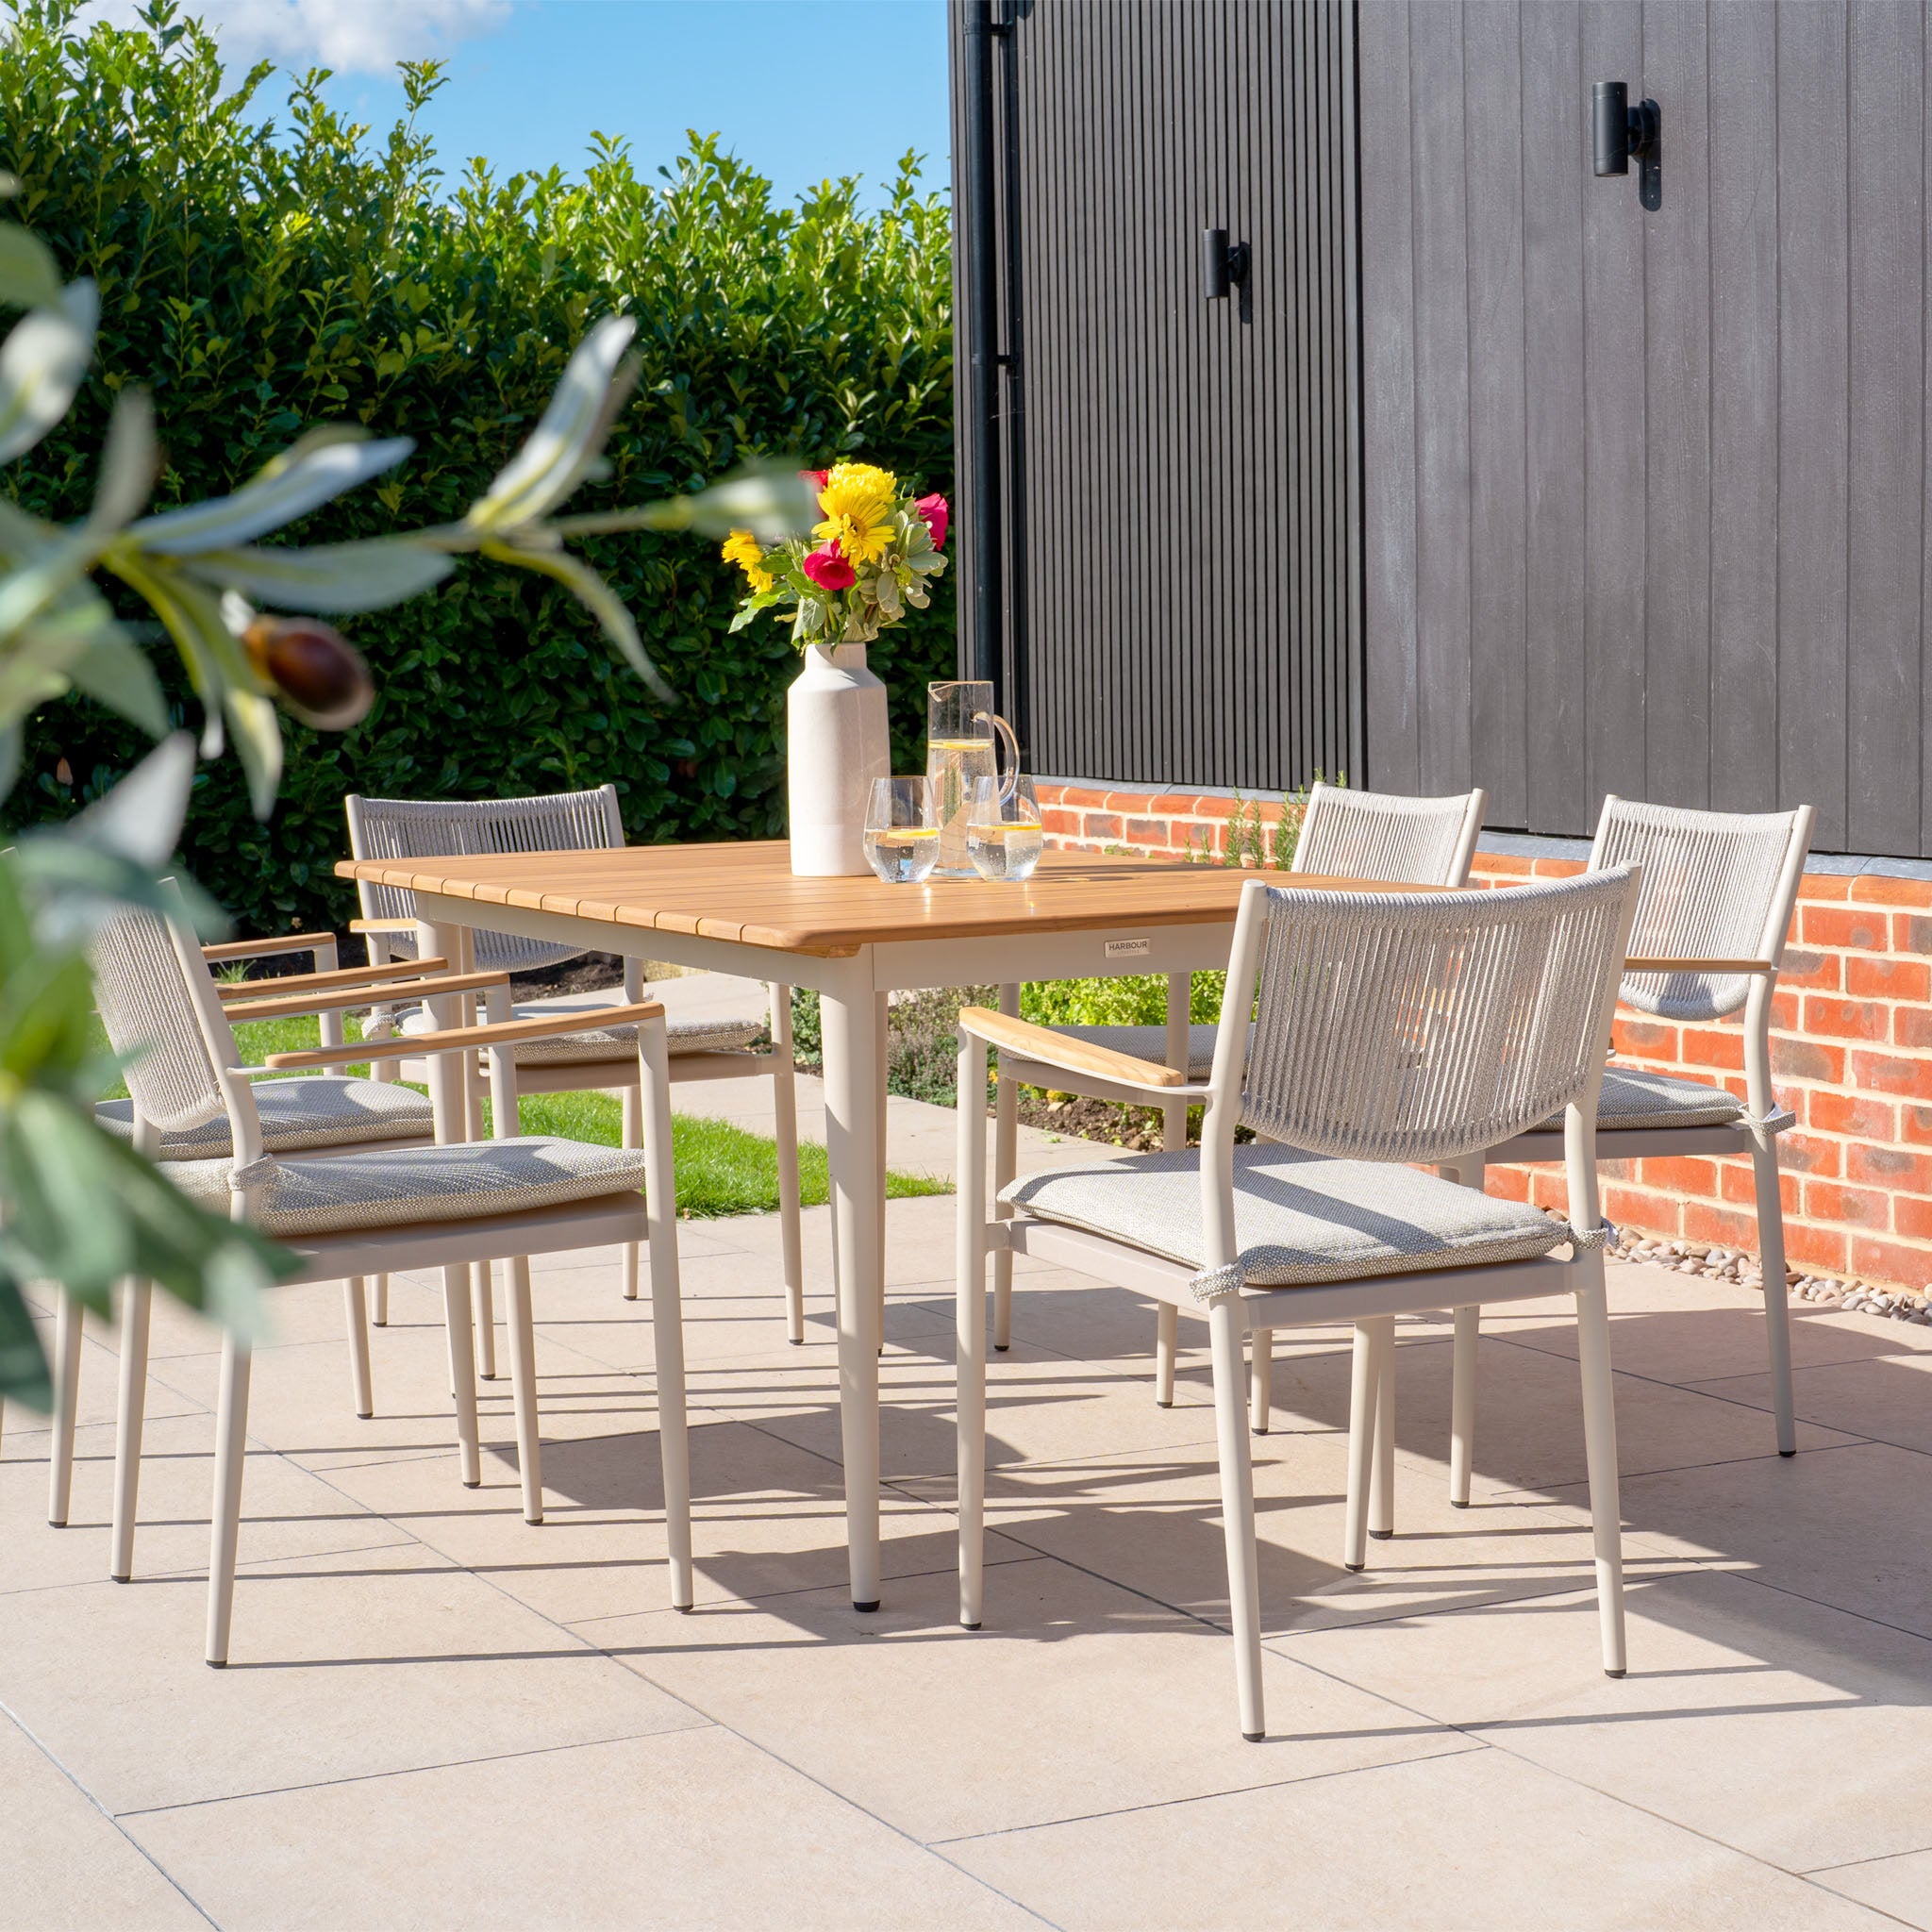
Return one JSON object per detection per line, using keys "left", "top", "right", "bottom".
{"left": 926, "top": 680, "right": 1019, "bottom": 877}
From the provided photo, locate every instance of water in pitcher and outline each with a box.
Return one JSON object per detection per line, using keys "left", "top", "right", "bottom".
{"left": 926, "top": 736, "right": 997, "bottom": 874}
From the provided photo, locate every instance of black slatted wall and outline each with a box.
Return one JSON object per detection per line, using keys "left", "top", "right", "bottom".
{"left": 950, "top": 0, "right": 1364, "bottom": 793}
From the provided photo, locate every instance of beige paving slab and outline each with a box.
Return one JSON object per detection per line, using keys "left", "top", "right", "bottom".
{"left": 3, "top": 1322, "right": 203, "bottom": 1445}
{"left": 903, "top": 1429, "right": 1698, "bottom": 1641}
{"left": 942, "top": 1738, "right": 1896, "bottom": 1932}
{"left": 1479, "top": 1255, "right": 1932, "bottom": 1383}
{"left": 0, "top": 1414, "right": 405, "bottom": 1595}
{"left": 1535, "top": 1438, "right": 1932, "bottom": 1639}
{"left": 1685, "top": 1348, "right": 1932, "bottom": 1456}
{"left": 322, "top": 1414, "right": 1034, "bottom": 1624}
{"left": 0, "top": 1541, "right": 706, "bottom": 1813}
{"left": 0, "top": 1710, "right": 208, "bottom": 1932}
{"left": 580, "top": 1557, "right": 1465, "bottom": 1843}
{"left": 1811, "top": 1847, "right": 1932, "bottom": 1928}
{"left": 1274, "top": 1566, "right": 1932, "bottom": 1874}
{"left": 1376, "top": 1331, "right": 1854, "bottom": 1496}
{"left": 127, "top": 1724, "right": 1040, "bottom": 1932}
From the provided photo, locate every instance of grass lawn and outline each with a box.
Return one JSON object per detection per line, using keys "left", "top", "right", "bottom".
{"left": 98, "top": 1013, "right": 951, "bottom": 1220}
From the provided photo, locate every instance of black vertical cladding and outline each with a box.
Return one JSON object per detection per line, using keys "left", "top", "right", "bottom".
{"left": 946, "top": 0, "right": 1365, "bottom": 793}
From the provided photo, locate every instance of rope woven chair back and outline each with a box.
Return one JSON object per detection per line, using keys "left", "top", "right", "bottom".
{"left": 1291, "top": 781, "right": 1485, "bottom": 887}
{"left": 1591, "top": 797, "right": 1809, "bottom": 1022}
{"left": 344, "top": 786, "right": 625, "bottom": 974}
{"left": 1239, "top": 867, "right": 1641, "bottom": 1165}
{"left": 90, "top": 906, "right": 237, "bottom": 1137}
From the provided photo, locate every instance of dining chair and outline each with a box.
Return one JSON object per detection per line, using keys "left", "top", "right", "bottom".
{"left": 988, "top": 782, "right": 1488, "bottom": 1399}
{"left": 1438, "top": 796, "right": 1815, "bottom": 1492}
{"left": 954, "top": 864, "right": 1642, "bottom": 1740}
{"left": 344, "top": 786, "right": 806, "bottom": 1350}
{"left": 71, "top": 932, "right": 491, "bottom": 1569}
{"left": 90, "top": 901, "right": 691, "bottom": 1665}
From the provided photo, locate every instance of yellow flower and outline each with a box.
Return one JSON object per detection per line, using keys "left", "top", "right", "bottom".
{"left": 721, "top": 528, "right": 773, "bottom": 593}
{"left": 812, "top": 460, "right": 899, "bottom": 570}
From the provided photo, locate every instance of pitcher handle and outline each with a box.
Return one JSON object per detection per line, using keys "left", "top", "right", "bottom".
{"left": 977, "top": 710, "right": 1022, "bottom": 805}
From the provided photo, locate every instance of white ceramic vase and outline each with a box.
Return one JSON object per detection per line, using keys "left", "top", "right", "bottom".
{"left": 786, "top": 641, "right": 890, "bottom": 875}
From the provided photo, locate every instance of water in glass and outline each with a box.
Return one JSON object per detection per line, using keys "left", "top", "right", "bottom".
{"left": 967, "top": 774, "right": 1044, "bottom": 882}
{"left": 863, "top": 776, "right": 940, "bottom": 884}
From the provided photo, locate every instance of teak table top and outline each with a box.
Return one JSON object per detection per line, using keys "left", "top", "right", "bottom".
{"left": 335, "top": 841, "right": 1443, "bottom": 958}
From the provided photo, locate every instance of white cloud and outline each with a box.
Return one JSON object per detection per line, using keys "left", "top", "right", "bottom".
{"left": 80, "top": 0, "right": 510, "bottom": 75}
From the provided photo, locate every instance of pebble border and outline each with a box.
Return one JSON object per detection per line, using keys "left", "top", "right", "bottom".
{"left": 1607, "top": 1234, "right": 1932, "bottom": 1324}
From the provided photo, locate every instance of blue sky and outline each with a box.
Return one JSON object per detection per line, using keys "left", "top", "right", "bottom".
{"left": 126, "top": 0, "right": 952, "bottom": 208}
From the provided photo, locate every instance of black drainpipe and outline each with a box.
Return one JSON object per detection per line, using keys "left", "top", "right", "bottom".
{"left": 960, "top": 0, "right": 1002, "bottom": 691}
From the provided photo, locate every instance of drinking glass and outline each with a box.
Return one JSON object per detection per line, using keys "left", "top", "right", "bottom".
{"left": 966, "top": 774, "right": 1044, "bottom": 882}
{"left": 863, "top": 776, "right": 941, "bottom": 884}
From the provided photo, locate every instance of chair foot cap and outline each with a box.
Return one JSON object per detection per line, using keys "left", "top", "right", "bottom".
{"left": 1344, "top": 1561, "right": 1365, "bottom": 1573}
{"left": 373, "top": 1319, "right": 387, "bottom": 1328}
{"left": 1156, "top": 1399, "right": 1173, "bottom": 1409}
{"left": 1604, "top": 1667, "right": 1625, "bottom": 1679}
{"left": 674, "top": 1603, "right": 693, "bottom": 1615}
{"left": 1368, "top": 1528, "right": 1393, "bottom": 1541}
{"left": 357, "top": 1409, "right": 374, "bottom": 1421}
{"left": 111, "top": 1573, "right": 130, "bottom": 1585}
{"left": 1242, "top": 1730, "right": 1264, "bottom": 1743}
{"left": 1450, "top": 1498, "right": 1470, "bottom": 1508}
{"left": 789, "top": 1338, "right": 804, "bottom": 1346}
{"left": 854, "top": 1599, "right": 880, "bottom": 1613}
{"left": 1778, "top": 1448, "right": 1796, "bottom": 1458}
{"left": 463, "top": 1479, "right": 481, "bottom": 1490}
{"left": 962, "top": 1621, "right": 980, "bottom": 1631}
{"left": 206, "top": 1658, "right": 226, "bottom": 1670}
{"left": 993, "top": 1344, "right": 1009, "bottom": 1353}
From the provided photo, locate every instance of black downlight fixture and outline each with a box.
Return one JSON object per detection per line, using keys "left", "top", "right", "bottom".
{"left": 1592, "top": 80, "right": 1661, "bottom": 211}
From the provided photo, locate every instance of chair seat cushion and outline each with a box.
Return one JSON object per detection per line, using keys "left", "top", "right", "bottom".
{"left": 399, "top": 1001, "right": 762, "bottom": 1064}
{"left": 1001, "top": 1144, "right": 1575, "bottom": 1291}
{"left": 168, "top": 1136, "right": 650, "bottom": 1239}
{"left": 1548, "top": 1067, "right": 1751, "bottom": 1134}
{"left": 96, "top": 1076, "right": 434, "bottom": 1159}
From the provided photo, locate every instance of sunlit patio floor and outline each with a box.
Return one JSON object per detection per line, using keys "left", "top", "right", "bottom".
{"left": 8, "top": 1102, "right": 1932, "bottom": 1928}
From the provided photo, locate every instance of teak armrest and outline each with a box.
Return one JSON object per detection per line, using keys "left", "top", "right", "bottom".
{"left": 259, "top": 999, "right": 665, "bottom": 1071}
{"left": 225, "top": 969, "right": 508, "bottom": 1024}
{"left": 1624, "top": 956, "right": 1774, "bottom": 975}
{"left": 202, "top": 932, "right": 337, "bottom": 964}
{"left": 214, "top": 958, "right": 450, "bottom": 1001}
{"left": 350, "top": 918, "right": 420, "bottom": 936}
{"left": 958, "top": 1005, "right": 1190, "bottom": 1090}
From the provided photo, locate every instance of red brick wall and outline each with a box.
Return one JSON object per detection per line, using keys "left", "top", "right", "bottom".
{"left": 1036, "top": 779, "right": 1932, "bottom": 1291}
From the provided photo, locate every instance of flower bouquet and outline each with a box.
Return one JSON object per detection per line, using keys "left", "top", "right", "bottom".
{"left": 722, "top": 461, "right": 948, "bottom": 644}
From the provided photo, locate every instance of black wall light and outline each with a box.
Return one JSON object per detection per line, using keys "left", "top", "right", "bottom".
{"left": 1202, "top": 227, "right": 1250, "bottom": 301}
{"left": 1592, "top": 80, "right": 1661, "bottom": 211}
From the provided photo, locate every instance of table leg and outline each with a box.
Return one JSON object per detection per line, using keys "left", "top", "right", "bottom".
{"left": 876, "top": 991, "right": 889, "bottom": 1354}
{"left": 823, "top": 964, "right": 883, "bottom": 1612}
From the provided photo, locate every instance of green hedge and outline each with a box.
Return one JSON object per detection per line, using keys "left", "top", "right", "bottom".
{"left": 0, "top": 1, "right": 954, "bottom": 935}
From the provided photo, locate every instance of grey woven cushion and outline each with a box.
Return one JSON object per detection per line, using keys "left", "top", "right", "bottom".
{"left": 1001, "top": 1144, "right": 1574, "bottom": 1291}
{"left": 1543, "top": 1067, "right": 1751, "bottom": 1133}
{"left": 96, "top": 1076, "right": 434, "bottom": 1160}
{"left": 399, "top": 1002, "right": 762, "bottom": 1065}
{"left": 167, "top": 1136, "right": 648, "bottom": 1238}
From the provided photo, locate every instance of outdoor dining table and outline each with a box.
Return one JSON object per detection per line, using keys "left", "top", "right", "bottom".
{"left": 334, "top": 839, "right": 1432, "bottom": 1613}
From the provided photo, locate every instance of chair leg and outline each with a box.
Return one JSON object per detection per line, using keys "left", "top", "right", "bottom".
{"left": 343, "top": 1277, "right": 373, "bottom": 1420}
{"left": 1249, "top": 1327, "right": 1274, "bottom": 1434}
{"left": 205, "top": 1335, "right": 253, "bottom": 1667}
{"left": 372, "top": 1273, "right": 390, "bottom": 1327}
{"left": 1449, "top": 1305, "right": 1478, "bottom": 1507}
{"left": 621, "top": 1083, "right": 642, "bottom": 1303}
{"left": 47, "top": 1291, "right": 83, "bottom": 1527}
{"left": 1155, "top": 1302, "right": 1178, "bottom": 1407}
{"left": 440, "top": 1265, "right": 482, "bottom": 1488}
{"left": 956, "top": 1119, "right": 990, "bottom": 1631}
{"left": 772, "top": 989, "right": 806, "bottom": 1346}
{"left": 1751, "top": 1133, "right": 1797, "bottom": 1457}
{"left": 110, "top": 1279, "right": 152, "bottom": 1582}
{"left": 504, "top": 1257, "right": 543, "bottom": 1524}
{"left": 470, "top": 1260, "right": 497, "bottom": 1381}
{"left": 1343, "top": 1321, "right": 1380, "bottom": 1572}
{"left": 1369, "top": 1319, "right": 1395, "bottom": 1539}
{"left": 641, "top": 1024, "right": 693, "bottom": 1611}
{"left": 991, "top": 983, "right": 1019, "bottom": 1353}
{"left": 1574, "top": 1268, "right": 1628, "bottom": 1677}
{"left": 1208, "top": 1298, "right": 1265, "bottom": 1741}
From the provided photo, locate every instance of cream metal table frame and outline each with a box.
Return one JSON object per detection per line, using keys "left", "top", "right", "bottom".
{"left": 341, "top": 846, "right": 1414, "bottom": 1614}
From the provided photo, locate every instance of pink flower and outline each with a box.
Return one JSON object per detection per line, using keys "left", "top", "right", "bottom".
{"left": 915, "top": 491, "right": 949, "bottom": 550}
{"left": 802, "top": 541, "right": 855, "bottom": 591}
